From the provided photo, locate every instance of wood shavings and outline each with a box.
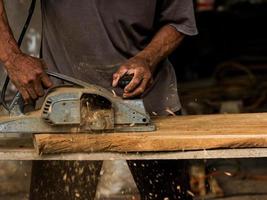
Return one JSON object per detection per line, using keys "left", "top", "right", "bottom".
{"left": 63, "top": 173, "right": 67, "bottom": 181}
{"left": 111, "top": 89, "right": 117, "bottom": 97}
{"left": 224, "top": 172, "right": 233, "bottom": 176}
{"left": 129, "top": 123, "right": 135, "bottom": 127}
{"left": 165, "top": 108, "right": 176, "bottom": 116}
{"left": 187, "top": 190, "right": 195, "bottom": 197}
{"left": 152, "top": 111, "right": 158, "bottom": 116}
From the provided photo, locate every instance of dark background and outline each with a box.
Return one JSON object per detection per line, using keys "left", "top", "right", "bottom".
{"left": 171, "top": 0, "right": 267, "bottom": 115}
{"left": 172, "top": 0, "right": 267, "bottom": 81}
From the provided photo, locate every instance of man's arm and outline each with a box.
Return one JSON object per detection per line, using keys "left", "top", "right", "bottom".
{"left": 0, "top": 1, "right": 52, "bottom": 102}
{"left": 112, "top": 25, "right": 184, "bottom": 98}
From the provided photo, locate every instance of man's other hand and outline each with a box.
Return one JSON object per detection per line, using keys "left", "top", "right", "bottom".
{"left": 4, "top": 53, "right": 53, "bottom": 103}
{"left": 112, "top": 56, "right": 152, "bottom": 98}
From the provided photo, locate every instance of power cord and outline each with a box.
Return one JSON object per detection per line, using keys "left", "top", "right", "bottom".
{"left": 0, "top": 0, "right": 37, "bottom": 111}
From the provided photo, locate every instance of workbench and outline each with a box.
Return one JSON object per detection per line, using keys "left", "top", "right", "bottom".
{"left": 1, "top": 113, "right": 267, "bottom": 161}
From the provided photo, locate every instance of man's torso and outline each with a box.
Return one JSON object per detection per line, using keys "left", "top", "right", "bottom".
{"left": 41, "top": 0, "right": 182, "bottom": 115}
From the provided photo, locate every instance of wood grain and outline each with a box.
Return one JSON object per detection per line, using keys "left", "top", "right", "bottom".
{"left": 34, "top": 113, "right": 267, "bottom": 154}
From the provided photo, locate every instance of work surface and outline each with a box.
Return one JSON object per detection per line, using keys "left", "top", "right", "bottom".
{"left": 2, "top": 113, "right": 267, "bottom": 160}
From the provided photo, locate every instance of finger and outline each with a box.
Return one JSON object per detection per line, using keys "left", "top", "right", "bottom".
{"left": 123, "top": 78, "right": 149, "bottom": 98}
{"left": 33, "top": 79, "right": 45, "bottom": 97}
{"left": 19, "top": 88, "right": 31, "bottom": 104}
{"left": 112, "top": 67, "right": 128, "bottom": 87}
{"left": 12, "top": 80, "right": 30, "bottom": 103}
{"left": 124, "top": 72, "right": 143, "bottom": 93}
{"left": 26, "top": 84, "right": 38, "bottom": 100}
{"left": 40, "top": 59, "right": 48, "bottom": 70}
{"left": 41, "top": 73, "right": 53, "bottom": 88}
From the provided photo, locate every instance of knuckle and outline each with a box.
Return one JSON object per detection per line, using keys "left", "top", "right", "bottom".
{"left": 36, "top": 87, "right": 44, "bottom": 95}
{"left": 22, "top": 94, "right": 30, "bottom": 101}
{"left": 31, "top": 95, "right": 37, "bottom": 99}
{"left": 21, "top": 79, "right": 29, "bottom": 86}
{"left": 38, "top": 92, "right": 44, "bottom": 97}
{"left": 24, "top": 98, "right": 30, "bottom": 102}
{"left": 113, "top": 73, "right": 118, "bottom": 78}
{"left": 36, "top": 87, "right": 42, "bottom": 93}
{"left": 35, "top": 69, "right": 43, "bottom": 76}
{"left": 138, "top": 87, "right": 145, "bottom": 93}
{"left": 133, "top": 80, "right": 140, "bottom": 85}
{"left": 27, "top": 75, "right": 36, "bottom": 82}
{"left": 120, "top": 65, "right": 127, "bottom": 71}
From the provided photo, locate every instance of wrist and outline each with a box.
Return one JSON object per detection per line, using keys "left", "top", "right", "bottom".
{"left": 0, "top": 33, "right": 22, "bottom": 67}
{"left": 3, "top": 51, "right": 23, "bottom": 69}
{"left": 134, "top": 51, "right": 157, "bottom": 73}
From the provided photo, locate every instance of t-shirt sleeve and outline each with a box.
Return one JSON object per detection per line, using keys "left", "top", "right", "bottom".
{"left": 158, "top": 0, "right": 198, "bottom": 36}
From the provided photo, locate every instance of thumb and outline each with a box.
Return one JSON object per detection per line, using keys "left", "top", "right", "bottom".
{"left": 112, "top": 67, "right": 128, "bottom": 87}
{"left": 41, "top": 73, "right": 53, "bottom": 88}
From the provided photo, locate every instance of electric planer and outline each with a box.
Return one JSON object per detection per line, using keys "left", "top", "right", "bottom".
{"left": 0, "top": 71, "right": 155, "bottom": 134}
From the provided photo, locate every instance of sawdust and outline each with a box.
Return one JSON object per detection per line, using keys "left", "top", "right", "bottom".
{"left": 30, "top": 161, "right": 102, "bottom": 199}
{"left": 80, "top": 94, "right": 114, "bottom": 131}
{"left": 165, "top": 108, "right": 176, "bottom": 116}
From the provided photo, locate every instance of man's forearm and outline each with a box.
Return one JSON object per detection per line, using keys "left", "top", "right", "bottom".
{"left": 135, "top": 25, "right": 184, "bottom": 73}
{"left": 0, "top": 1, "right": 52, "bottom": 101}
{"left": 0, "top": 0, "right": 21, "bottom": 65}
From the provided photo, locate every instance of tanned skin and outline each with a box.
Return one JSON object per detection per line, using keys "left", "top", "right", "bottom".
{"left": 112, "top": 25, "right": 184, "bottom": 98}
{"left": 0, "top": 1, "right": 184, "bottom": 100}
{"left": 0, "top": 0, "right": 53, "bottom": 103}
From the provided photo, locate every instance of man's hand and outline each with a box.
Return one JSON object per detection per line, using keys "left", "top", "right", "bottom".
{"left": 112, "top": 56, "right": 153, "bottom": 98}
{"left": 112, "top": 25, "right": 184, "bottom": 99}
{"left": 0, "top": 1, "right": 53, "bottom": 103}
{"left": 4, "top": 53, "right": 53, "bottom": 103}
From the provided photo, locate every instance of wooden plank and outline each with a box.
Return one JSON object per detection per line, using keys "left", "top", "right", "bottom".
{"left": 34, "top": 113, "right": 267, "bottom": 154}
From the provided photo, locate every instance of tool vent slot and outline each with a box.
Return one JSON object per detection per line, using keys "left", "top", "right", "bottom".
{"left": 42, "top": 99, "right": 53, "bottom": 124}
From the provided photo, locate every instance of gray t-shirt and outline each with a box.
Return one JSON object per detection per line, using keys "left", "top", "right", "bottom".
{"left": 41, "top": 0, "right": 197, "bottom": 115}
